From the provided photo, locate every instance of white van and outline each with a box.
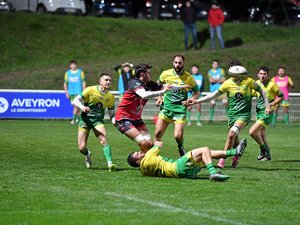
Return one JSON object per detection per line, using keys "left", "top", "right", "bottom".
{"left": 8, "top": 0, "right": 86, "bottom": 15}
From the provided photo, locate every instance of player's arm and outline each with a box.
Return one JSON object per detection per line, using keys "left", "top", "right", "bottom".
{"left": 255, "top": 84, "right": 271, "bottom": 114}
{"left": 183, "top": 90, "right": 220, "bottom": 106}
{"left": 135, "top": 85, "right": 171, "bottom": 99}
{"left": 81, "top": 71, "right": 86, "bottom": 90}
{"left": 63, "top": 73, "right": 70, "bottom": 99}
{"left": 288, "top": 77, "right": 294, "bottom": 88}
{"left": 73, "top": 95, "right": 90, "bottom": 113}
{"left": 271, "top": 90, "right": 284, "bottom": 107}
{"left": 108, "top": 108, "right": 116, "bottom": 125}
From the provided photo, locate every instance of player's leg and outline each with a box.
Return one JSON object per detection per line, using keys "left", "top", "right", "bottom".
{"left": 190, "top": 148, "right": 230, "bottom": 181}
{"left": 260, "top": 128, "right": 271, "bottom": 161}
{"left": 283, "top": 104, "right": 289, "bottom": 126}
{"left": 210, "top": 138, "right": 247, "bottom": 159}
{"left": 271, "top": 105, "right": 279, "bottom": 126}
{"left": 93, "top": 125, "right": 116, "bottom": 171}
{"left": 78, "top": 129, "right": 92, "bottom": 168}
{"left": 196, "top": 103, "right": 202, "bottom": 126}
{"left": 154, "top": 117, "right": 170, "bottom": 142}
{"left": 230, "top": 121, "right": 246, "bottom": 168}
{"left": 209, "top": 99, "right": 215, "bottom": 122}
{"left": 174, "top": 122, "right": 185, "bottom": 157}
{"left": 186, "top": 105, "right": 192, "bottom": 126}
{"left": 70, "top": 95, "right": 77, "bottom": 125}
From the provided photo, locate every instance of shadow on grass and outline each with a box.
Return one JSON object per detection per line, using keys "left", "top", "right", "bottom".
{"left": 90, "top": 167, "right": 137, "bottom": 172}
{"left": 237, "top": 166, "right": 300, "bottom": 172}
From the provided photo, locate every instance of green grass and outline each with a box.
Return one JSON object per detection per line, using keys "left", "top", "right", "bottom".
{"left": 0, "top": 13, "right": 300, "bottom": 91}
{"left": 1, "top": 120, "right": 299, "bottom": 225}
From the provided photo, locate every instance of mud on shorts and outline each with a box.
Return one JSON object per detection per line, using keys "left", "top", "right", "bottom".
{"left": 256, "top": 110, "right": 272, "bottom": 128}
{"left": 78, "top": 115, "right": 104, "bottom": 132}
{"left": 228, "top": 113, "right": 251, "bottom": 129}
{"left": 158, "top": 108, "right": 186, "bottom": 124}
{"left": 115, "top": 119, "right": 145, "bottom": 134}
{"left": 176, "top": 151, "right": 203, "bottom": 179}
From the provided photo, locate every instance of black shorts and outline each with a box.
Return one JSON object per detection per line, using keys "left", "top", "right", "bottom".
{"left": 115, "top": 119, "right": 145, "bottom": 134}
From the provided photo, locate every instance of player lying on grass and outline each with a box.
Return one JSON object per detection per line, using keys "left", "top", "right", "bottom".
{"left": 73, "top": 73, "right": 116, "bottom": 171}
{"left": 183, "top": 63, "right": 271, "bottom": 169}
{"left": 127, "top": 138, "right": 247, "bottom": 181}
{"left": 249, "top": 66, "right": 283, "bottom": 161}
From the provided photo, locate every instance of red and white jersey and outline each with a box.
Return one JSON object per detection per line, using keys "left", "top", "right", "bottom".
{"left": 115, "top": 78, "right": 162, "bottom": 121}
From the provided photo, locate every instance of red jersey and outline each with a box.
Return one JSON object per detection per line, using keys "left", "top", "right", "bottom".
{"left": 115, "top": 78, "right": 162, "bottom": 121}
{"left": 208, "top": 8, "right": 224, "bottom": 27}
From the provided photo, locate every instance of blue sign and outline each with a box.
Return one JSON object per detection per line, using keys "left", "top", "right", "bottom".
{"left": 0, "top": 90, "right": 73, "bottom": 119}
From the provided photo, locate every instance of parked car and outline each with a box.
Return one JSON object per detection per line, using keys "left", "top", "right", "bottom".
{"left": 7, "top": 0, "right": 86, "bottom": 15}
{"left": 0, "top": 0, "right": 13, "bottom": 12}
{"left": 248, "top": 0, "right": 300, "bottom": 25}
{"left": 93, "top": 0, "right": 133, "bottom": 17}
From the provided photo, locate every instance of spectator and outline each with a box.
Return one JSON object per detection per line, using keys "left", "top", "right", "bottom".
{"left": 114, "top": 62, "right": 134, "bottom": 100}
{"left": 208, "top": 1, "right": 225, "bottom": 49}
{"left": 180, "top": 1, "right": 198, "bottom": 50}
{"left": 63, "top": 60, "right": 86, "bottom": 125}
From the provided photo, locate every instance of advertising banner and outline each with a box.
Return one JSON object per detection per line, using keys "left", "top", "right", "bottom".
{"left": 0, "top": 90, "right": 73, "bottom": 119}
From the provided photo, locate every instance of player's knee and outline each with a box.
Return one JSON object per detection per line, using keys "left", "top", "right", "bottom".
{"left": 78, "top": 143, "right": 86, "bottom": 151}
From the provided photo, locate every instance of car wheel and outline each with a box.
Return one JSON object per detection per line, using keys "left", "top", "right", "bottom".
{"left": 37, "top": 5, "right": 47, "bottom": 14}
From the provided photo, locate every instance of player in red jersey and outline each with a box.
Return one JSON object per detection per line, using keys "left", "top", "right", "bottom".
{"left": 115, "top": 63, "right": 170, "bottom": 152}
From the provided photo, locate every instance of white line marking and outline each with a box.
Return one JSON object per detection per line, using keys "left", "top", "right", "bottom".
{"left": 105, "top": 192, "right": 250, "bottom": 225}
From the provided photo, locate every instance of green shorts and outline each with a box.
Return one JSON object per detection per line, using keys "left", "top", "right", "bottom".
{"left": 158, "top": 108, "right": 186, "bottom": 124}
{"left": 228, "top": 113, "right": 251, "bottom": 128}
{"left": 176, "top": 151, "right": 202, "bottom": 179}
{"left": 256, "top": 110, "right": 272, "bottom": 127}
{"left": 78, "top": 115, "right": 104, "bottom": 132}
{"left": 69, "top": 94, "right": 77, "bottom": 102}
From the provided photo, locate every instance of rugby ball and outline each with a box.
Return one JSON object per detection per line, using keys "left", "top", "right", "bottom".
{"left": 228, "top": 65, "right": 247, "bottom": 76}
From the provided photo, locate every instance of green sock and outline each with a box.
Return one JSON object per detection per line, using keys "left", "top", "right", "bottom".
{"left": 196, "top": 112, "right": 201, "bottom": 123}
{"left": 206, "top": 163, "right": 217, "bottom": 175}
{"left": 226, "top": 148, "right": 237, "bottom": 157}
{"left": 177, "top": 139, "right": 184, "bottom": 150}
{"left": 103, "top": 144, "right": 113, "bottom": 165}
{"left": 272, "top": 113, "right": 278, "bottom": 125}
{"left": 225, "top": 106, "right": 228, "bottom": 115}
{"left": 260, "top": 144, "right": 267, "bottom": 150}
{"left": 284, "top": 113, "right": 289, "bottom": 125}
{"left": 209, "top": 108, "right": 214, "bottom": 121}
{"left": 186, "top": 111, "right": 191, "bottom": 123}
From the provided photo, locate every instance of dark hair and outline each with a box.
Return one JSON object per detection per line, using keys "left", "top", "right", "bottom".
{"left": 228, "top": 59, "right": 242, "bottom": 69}
{"left": 100, "top": 72, "right": 111, "bottom": 78}
{"left": 127, "top": 152, "right": 140, "bottom": 168}
{"left": 134, "top": 63, "right": 152, "bottom": 78}
{"left": 257, "top": 66, "right": 269, "bottom": 74}
{"left": 212, "top": 59, "right": 219, "bottom": 64}
{"left": 69, "top": 60, "right": 77, "bottom": 65}
{"left": 277, "top": 66, "right": 285, "bottom": 70}
{"left": 173, "top": 55, "right": 185, "bottom": 62}
{"left": 191, "top": 64, "right": 199, "bottom": 68}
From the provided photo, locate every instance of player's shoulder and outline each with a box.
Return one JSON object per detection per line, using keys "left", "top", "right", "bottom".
{"left": 161, "top": 68, "right": 173, "bottom": 76}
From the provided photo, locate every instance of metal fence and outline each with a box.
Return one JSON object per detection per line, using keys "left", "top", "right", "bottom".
{"left": 111, "top": 91, "right": 300, "bottom": 122}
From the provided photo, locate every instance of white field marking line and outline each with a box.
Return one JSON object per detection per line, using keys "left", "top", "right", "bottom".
{"left": 105, "top": 192, "right": 251, "bottom": 225}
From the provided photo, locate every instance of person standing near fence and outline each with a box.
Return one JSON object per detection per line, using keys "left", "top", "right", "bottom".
{"left": 186, "top": 65, "right": 205, "bottom": 126}
{"left": 180, "top": 1, "right": 198, "bottom": 50}
{"left": 208, "top": 1, "right": 225, "bottom": 50}
{"left": 64, "top": 60, "right": 86, "bottom": 125}
{"left": 207, "top": 59, "right": 227, "bottom": 122}
{"left": 114, "top": 62, "right": 134, "bottom": 101}
{"left": 271, "top": 66, "right": 294, "bottom": 126}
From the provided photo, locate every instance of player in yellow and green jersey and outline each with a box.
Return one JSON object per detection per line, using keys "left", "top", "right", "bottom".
{"left": 183, "top": 62, "right": 271, "bottom": 169}
{"left": 249, "top": 66, "right": 284, "bottom": 161}
{"left": 73, "top": 73, "right": 116, "bottom": 171}
{"left": 127, "top": 139, "right": 247, "bottom": 181}
{"left": 154, "top": 55, "right": 200, "bottom": 157}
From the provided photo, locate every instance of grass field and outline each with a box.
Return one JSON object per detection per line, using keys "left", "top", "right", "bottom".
{"left": 1, "top": 120, "right": 299, "bottom": 225}
{"left": 0, "top": 13, "right": 300, "bottom": 91}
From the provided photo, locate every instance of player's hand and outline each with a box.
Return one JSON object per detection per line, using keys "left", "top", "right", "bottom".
{"left": 163, "top": 84, "right": 172, "bottom": 92}
{"left": 182, "top": 98, "right": 196, "bottom": 106}
{"left": 156, "top": 97, "right": 163, "bottom": 106}
{"left": 265, "top": 106, "right": 271, "bottom": 115}
{"left": 82, "top": 106, "right": 90, "bottom": 113}
{"left": 181, "top": 84, "right": 191, "bottom": 89}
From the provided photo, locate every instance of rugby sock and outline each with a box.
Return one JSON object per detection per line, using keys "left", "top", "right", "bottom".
{"left": 284, "top": 114, "right": 289, "bottom": 125}
{"left": 226, "top": 149, "right": 237, "bottom": 157}
{"left": 103, "top": 144, "right": 113, "bottom": 165}
{"left": 196, "top": 112, "right": 201, "bottom": 123}
{"left": 260, "top": 144, "right": 267, "bottom": 150}
{"left": 209, "top": 108, "right": 214, "bottom": 121}
{"left": 186, "top": 111, "right": 191, "bottom": 123}
{"left": 80, "top": 148, "right": 89, "bottom": 156}
{"left": 272, "top": 113, "right": 278, "bottom": 125}
{"left": 177, "top": 140, "right": 185, "bottom": 156}
{"left": 206, "top": 163, "right": 217, "bottom": 175}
